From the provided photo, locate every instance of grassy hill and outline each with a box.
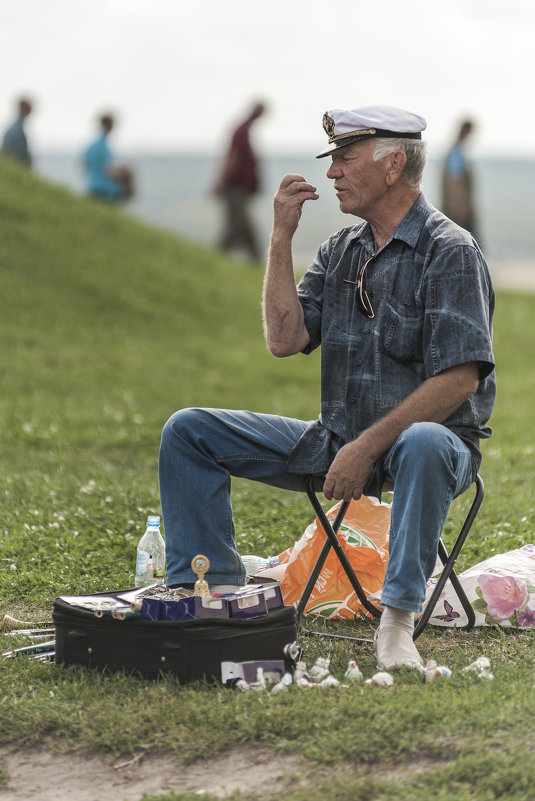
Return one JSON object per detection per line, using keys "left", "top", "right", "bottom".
{"left": 1, "top": 154, "right": 535, "bottom": 801}
{"left": 0, "top": 154, "right": 321, "bottom": 457}
{"left": 0, "top": 154, "right": 324, "bottom": 600}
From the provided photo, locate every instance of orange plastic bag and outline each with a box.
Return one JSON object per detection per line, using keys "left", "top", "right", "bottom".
{"left": 259, "top": 495, "right": 391, "bottom": 620}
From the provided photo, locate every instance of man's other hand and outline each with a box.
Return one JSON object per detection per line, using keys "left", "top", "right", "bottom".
{"left": 323, "top": 439, "right": 376, "bottom": 502}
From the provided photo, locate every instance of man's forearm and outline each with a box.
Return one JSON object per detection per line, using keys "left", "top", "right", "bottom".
{"left": 358, "top": 362, "right": 480, "bottom": 460}
{"left": 323, "top": 362, "right": 480, "bottom": 501}
{"left": 263, "top": 173, "right": 318, "bottom": 357}
{"left": 262, "top": 230, "right": 310, "bottom": 357}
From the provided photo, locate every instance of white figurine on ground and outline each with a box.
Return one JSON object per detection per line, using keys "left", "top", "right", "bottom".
{"left": 344, "top": 659, "right": 363, "bottom": 682}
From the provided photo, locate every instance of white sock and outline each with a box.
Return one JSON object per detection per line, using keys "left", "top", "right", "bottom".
{"left": 375, "top": 606, "right": 422, "bottom": 670}
{"left": 379, "top": 605, "right": 415, "bottom": 634}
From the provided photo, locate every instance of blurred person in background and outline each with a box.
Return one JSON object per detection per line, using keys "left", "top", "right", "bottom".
{"left": 2, "top": 97, "right": 33, "bottom": 166}
{"left": 441, "top": 119, "right": 480, "bottom": 241}
{"left": 213, "top": 101, "right": 267, "bottom": 262}
{"left": 83, "top": 113, "right": 134, "bottom": 202}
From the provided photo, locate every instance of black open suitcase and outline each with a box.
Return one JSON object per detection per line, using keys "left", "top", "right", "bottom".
{"left": 53, "top": 589, "right": 297, "bottom": 683}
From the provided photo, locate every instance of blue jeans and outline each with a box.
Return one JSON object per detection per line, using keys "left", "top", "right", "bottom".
{"left": 158, "top": 408, "right": 474, "bottom": 611}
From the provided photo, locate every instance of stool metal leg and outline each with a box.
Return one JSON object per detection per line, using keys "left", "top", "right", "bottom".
{"left": 413, "top": 474, "right": 484, "bottom": 639}
{"left": 296, "top": 477, "right": 381, "bottom": 644}
{"left": 295, "top": 495, "right": 350, "bottom": 623}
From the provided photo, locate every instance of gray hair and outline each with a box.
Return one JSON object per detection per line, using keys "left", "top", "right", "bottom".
{"left": 373, "top": 137, "right": 427, "bottom": 191}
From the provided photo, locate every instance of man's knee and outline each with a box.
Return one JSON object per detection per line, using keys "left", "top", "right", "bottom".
{"left": 161, "top": 407, "right": 204, "bottom": 446}
{"left": 398, "top": 421, "right": 449, "bottom": 447}
{"left": 392, "top": 422, "right": 457, "bottom": 471}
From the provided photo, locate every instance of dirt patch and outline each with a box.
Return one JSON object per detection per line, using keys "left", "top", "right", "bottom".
{"left": 0, "top": 745, "right": 303, "bottom": 800}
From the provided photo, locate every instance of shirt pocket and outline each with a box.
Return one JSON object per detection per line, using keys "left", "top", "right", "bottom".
{"left": 380, "top": 295, "right": 424, "bottom": 363}
{"left": 324, "top": 281, "right": 366, "bottom": 345}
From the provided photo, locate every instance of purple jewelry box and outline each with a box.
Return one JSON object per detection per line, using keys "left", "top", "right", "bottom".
{"left": 140, "top": 582, "right": 283, "bottom": 622}
{"left": 160, "top": 599, "right": 181, "bottom": 621}
{"left": 140, "top": 598, "right": 162, "bottom": 621}
{"left": 221, "top": 584, "right": 284, "bottom": 619}
{"left": 228, "top": 593, "right": 267, "bottom": 618}
{"left": 174, "top": 595, "right": 229, "bottom": 621}
{"left": 261, "top": 584, "right": 284, "bottom": 611}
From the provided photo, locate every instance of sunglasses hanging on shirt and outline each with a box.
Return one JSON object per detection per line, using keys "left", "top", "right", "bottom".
{"left": 343, "top": 253, "right": 376, "bottom": 318}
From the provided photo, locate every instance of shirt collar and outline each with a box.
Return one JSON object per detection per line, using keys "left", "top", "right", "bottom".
{"left": 353, "top": 193, "right": 432, "bottom": 253}
{"left": 392, "top": 193, "right": 432, "bottom": 248}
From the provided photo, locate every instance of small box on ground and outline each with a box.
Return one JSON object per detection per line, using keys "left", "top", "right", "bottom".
{"left": 221, "top": 659, "right": 285, "bottom": 685}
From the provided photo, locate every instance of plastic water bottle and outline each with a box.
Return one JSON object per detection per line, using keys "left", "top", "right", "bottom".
{"left": 241, "top": 554, "right": 280, "bottom": 576}
{"left": 135, "top": 515, "right": 165, "bottom": 587}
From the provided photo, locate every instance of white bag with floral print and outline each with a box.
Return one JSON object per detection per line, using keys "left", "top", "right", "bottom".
{"left": 423, "top": 544, "right": 535, "bottom": 629}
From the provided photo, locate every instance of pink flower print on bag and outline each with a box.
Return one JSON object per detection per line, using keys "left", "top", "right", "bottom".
{"left": 478, "top": 574, "right": 529, "bottom": 621}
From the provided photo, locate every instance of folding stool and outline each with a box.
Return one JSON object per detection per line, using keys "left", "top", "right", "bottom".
{"left": 295, "top": 473, "right": 484, "bottom": 643}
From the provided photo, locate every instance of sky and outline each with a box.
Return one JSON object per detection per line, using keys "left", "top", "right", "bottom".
{"left": 1, "top": 0, "right": 534, "bottom": 159}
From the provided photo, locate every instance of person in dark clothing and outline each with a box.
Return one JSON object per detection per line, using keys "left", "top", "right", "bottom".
{"left": 214, "top": 101, "right": 266, "bottom": 261}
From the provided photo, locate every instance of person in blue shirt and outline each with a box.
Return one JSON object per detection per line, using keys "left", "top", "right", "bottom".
{"left": 83, "top": 114, "right": 134, "bottom": 201}
{"left": 2, "top": 98, "right": 33, "bottom": 166}
{"left": 441, "top": 119, "right": 479, "bottom": 239}
{"left": 159, "top": 105, "right": 496, "bottom": 671}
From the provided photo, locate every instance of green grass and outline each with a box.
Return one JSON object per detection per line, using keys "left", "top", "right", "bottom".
{"left": 1, "top": 153, "right": 535, "bottom": 800}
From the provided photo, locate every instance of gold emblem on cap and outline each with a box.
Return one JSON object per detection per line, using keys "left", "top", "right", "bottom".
{"left": 191, "top": 554, "right": 210, "bottom": 597}
{"left": 322, "top": 112, "right": 335, "bottom": 137}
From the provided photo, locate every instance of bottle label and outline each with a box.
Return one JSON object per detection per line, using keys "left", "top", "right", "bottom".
{"left": 136, "top": 551, "right": 150, "bottom": 574}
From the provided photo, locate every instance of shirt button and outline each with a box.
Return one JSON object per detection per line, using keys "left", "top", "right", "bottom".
{"left": 351, "top": 396, "right": 357, "bottom": 403}
{"left": 357, "top": 359, "right": 363, "bottom": 366}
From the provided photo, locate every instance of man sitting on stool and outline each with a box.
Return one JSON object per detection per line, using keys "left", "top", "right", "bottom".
{"left": 159, "top": 104, "right": 496, "bottom": 670}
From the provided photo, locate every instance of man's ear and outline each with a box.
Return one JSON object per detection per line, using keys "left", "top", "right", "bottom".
{"left": 385, "top": 150, "right": 407, "bottom": 186}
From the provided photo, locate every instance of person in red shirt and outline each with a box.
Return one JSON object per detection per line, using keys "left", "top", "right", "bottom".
{"left": 214, "top": 101, "right": 266, "bottom": 262}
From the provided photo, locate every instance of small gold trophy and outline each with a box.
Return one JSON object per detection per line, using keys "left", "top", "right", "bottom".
{"left": 191, "top": 555, "right": 210, "bottom": 597}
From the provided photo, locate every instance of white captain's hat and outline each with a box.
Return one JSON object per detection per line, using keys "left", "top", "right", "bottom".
{"left": 316, "top": 105, "right": 427, "bottom": 158}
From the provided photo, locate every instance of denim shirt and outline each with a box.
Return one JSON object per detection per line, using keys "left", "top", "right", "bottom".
{"left": 286, "top": 194, "right": 496, "bottom": 493}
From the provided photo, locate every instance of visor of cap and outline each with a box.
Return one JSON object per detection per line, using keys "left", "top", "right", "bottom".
{"left": 316, "top": 133, "right": 377, "bottom": 158}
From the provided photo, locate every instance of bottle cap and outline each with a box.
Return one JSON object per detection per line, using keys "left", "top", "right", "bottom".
{"left": 146, "top": 515, "right": 160, "bottom": 526}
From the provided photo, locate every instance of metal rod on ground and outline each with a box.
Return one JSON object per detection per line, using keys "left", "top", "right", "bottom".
{"left": 1, "top": 614, "right": 54, "bottom": 632}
